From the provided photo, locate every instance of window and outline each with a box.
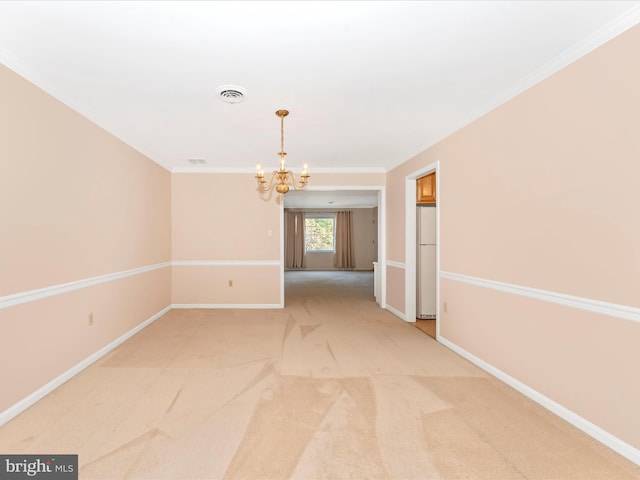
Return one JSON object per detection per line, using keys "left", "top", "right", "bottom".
{"left": 304, "top": 215, "right": 335, "bottom": 253}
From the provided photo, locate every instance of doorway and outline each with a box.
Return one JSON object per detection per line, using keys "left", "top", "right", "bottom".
{"left": 280, "top": 186, "right": 387, "bottom": 308}
{"left": 404, "top": 161, "right": 439, "bottom": 338}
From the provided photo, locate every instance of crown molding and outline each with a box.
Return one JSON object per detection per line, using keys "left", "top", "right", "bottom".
{"left": 388, "top": 6, "right": 640, "bottom": 173}
{"left": 171, "top": 166, "right": 387, "bottom": 174}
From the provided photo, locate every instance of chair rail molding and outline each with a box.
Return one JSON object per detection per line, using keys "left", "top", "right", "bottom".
{"left": 440, "top": 271, "right": 640, "bottom": 323}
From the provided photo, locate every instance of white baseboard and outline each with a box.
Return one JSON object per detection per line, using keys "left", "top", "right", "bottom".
{"left": 172, "top": 303, "right": 283, "bottom": 309}
{"left": 384, "top": 304, "right": 405, "bottom": 321}
{"left": 437, "top": 334, "right": 640, "bottom": 466}
{"left": 0, "top": 305, "right": 171, "bottom": 427}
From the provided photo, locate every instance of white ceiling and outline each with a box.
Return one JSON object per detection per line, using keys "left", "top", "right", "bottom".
{"left": 1, "top": 1, "right": 639, "bottom": 179}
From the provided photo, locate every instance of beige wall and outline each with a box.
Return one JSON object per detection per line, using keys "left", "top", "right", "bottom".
{"left": 308, "top": 172, "right": 386, "bottom": 187}
{"left": 285, "top": 208, "right": 377, "bottom": 271}
{"left": 0, "top": 64, "right": 172, "bottom": 413}
{"left": 386, "top": 25, "right": 640, "bottom": 451}
{"left": 171, "top": 173, "right": 385, "bottom": 305}
{"left": 171, "top": 173, "right": 282, "bottom": 306}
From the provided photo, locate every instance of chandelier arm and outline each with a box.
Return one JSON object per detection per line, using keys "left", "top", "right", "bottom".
{"left": 256, "top": 170, "right": 279, "bottom": 193}
{"left": 287, "top": 170, "right": 311, "bottom": 191}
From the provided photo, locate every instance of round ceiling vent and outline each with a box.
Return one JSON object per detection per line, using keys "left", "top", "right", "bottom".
{"left": 215, "top": 85, "right": 247, "bottom": 104}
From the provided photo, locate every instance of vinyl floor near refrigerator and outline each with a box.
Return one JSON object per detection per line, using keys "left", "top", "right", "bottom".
{"left": 417, "top": 206, "right": 436, "bottom": 319}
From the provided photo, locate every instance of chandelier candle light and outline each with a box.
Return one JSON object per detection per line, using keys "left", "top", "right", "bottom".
{"left": 255, "top": 109, "right": 309, "bottom": 195}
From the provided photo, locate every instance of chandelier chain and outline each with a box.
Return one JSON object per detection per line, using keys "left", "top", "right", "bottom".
{"left": 280, "top": 113, "right": 284, "bottom": 156}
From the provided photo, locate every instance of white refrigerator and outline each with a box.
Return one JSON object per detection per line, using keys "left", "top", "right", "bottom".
{"left": 417, "top": 206, "right": 437, "bottom": 319}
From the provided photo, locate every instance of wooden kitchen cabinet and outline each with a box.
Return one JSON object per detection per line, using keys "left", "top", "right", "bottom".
{"left": 416, "top": 172, "right": 436, "bottom": 204}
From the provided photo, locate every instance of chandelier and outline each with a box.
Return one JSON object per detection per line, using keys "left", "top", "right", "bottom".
{"left": 255, "top": 109, "right": 309, "bottom": 195}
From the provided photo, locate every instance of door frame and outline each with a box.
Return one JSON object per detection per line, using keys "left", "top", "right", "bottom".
{"left": 280, "top": 185, "right": 387, "bottom": 307}
{"left": 404, "top": 161, "right": 439, "bottom": 334}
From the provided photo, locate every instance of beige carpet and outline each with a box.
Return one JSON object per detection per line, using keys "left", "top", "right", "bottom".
{"left": 1, "top": 271, "right": 639, "bottom": 479}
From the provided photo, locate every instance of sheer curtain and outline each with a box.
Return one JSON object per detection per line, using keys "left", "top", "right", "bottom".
{"left": 285, "top": 210, "right": 306, "bottom": 269}
{"left": 334, "top": 210, "right": 356, "bottom": 269}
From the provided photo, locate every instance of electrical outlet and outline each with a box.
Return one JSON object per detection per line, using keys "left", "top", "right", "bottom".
{"left": 443, "top": 302, "right": 448, "bottom": 313}
{"left": 228, "top": 280, "right": 233, "bottom": 287}
{"left": 88, "top": 312, "right": 94, "bottom": 326}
